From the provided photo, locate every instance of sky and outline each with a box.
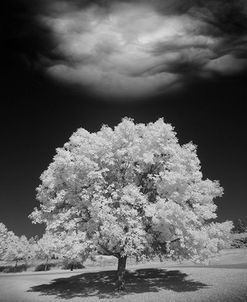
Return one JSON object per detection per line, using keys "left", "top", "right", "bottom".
{"left": 1, "top": 0, "right": 247, "bottom": 238}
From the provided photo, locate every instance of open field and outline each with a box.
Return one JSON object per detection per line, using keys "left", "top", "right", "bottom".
{"left": 0, "top": 248, "right": 246, "bottom": 302}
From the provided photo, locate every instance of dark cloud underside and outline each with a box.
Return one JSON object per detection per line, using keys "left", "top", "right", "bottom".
{"left": 3, "top": 0, "right": 247, "bottom": 98}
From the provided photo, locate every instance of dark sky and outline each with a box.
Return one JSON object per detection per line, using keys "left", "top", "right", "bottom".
{"left": 1, "top": 0, "right": 247, "bottom": 238}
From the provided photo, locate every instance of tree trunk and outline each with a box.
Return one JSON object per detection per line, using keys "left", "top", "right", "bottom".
{"left": 15, "top": 259, "right": 18, "bottom": 272}
{"left": 45, "top": 257, "right": 49, "bottom": 271}
{"left": 116, "top": 256, "right": 127, "bottom": 291}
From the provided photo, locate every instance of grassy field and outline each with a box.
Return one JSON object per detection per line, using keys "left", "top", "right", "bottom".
{"left": 0, "top": 248, "right": 246, "bottom": 302}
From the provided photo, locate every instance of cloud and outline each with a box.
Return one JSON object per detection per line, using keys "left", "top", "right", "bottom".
{"left": 37, "top": 0, "right": 247, "bottom": 98}
{"left": 205, "top": 54, "right": 247, "bottom": 75}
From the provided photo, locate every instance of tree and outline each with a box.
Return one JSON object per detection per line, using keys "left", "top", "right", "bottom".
{"left": 34, "top": 233, "right": 61, "bottom": 271}
{"left": 0, "top": 222, "right": 9, "bottom": 260}
{"left": 34, "top": 231, "right": 87, "bottom": 271}
{"left": 30, "top": 118, "right": 232, "bottom": 290}
{"left": 3, "top": 233, "right": 31, "bottom": 268}
{"left": 58, "top": 231, "right": 88, "bottom": 271}
{"left": 1, "top": 223, "right": 33, "bottom": 268}
{"left": 232, "top": 219, "right": 247, "bottom": 234}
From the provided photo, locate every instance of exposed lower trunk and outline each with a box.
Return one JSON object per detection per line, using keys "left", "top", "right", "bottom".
{"left": 45, "top": 257, "right": 49, "bottom": 271}
{"left": 70, "top": 264, "right": 74, "bottom": 271}
{"left": 15, "top": 259, "right": 18, "bottom": 271}
{"left": 116, "top": 256, "right": 127, "bottom": 291}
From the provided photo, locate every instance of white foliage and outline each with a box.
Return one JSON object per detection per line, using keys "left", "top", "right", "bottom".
{"left": 30, "top": 118, "right": 233, "bottom": 262}
{"left": 0, "top": 222, "right": 9, "bottom": 260}
{"left": 58, "top": 231, "right": 88, "bottom": 262}
{"left": 3, "top": 232, "right": 31, "bottom": 263}
{"left": 34, "top": 232, "right": 61, "bottom": 261}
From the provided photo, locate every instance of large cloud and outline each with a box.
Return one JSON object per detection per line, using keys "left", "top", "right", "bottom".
{"left": 37, "top": 0, "right": 247, "bottom": 98}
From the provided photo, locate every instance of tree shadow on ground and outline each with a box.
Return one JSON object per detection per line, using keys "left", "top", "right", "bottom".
{"left": 179, "top": 263, "right": 247, "bottom": 269}
{"left": 28, "top": 268, "right": 209, "bottom": 299}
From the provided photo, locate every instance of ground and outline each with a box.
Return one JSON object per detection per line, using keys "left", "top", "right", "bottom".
{"left": 0, "top": 249, "right": 246, "bottom": 302}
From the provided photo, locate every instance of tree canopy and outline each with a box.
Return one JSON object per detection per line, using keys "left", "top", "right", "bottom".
{"left": 232, "top": 218, "right": 247, "bottom": 233}
{"left": 0, "top": 222, "right": 9, "bottom": 260}
{"left": 30, "top": 118, "right": 232, "bottom": 288}
{"left": 0, "top": 222, "right": 31, "bottom": 266}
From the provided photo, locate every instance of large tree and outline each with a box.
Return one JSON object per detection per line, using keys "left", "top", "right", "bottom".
{"left": 30, "top": 118, "right": 232, "bottom": 289}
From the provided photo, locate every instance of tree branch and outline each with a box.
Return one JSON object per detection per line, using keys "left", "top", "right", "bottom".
{"left": 97, "top": 244, "right": 119, "bottom": 258}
